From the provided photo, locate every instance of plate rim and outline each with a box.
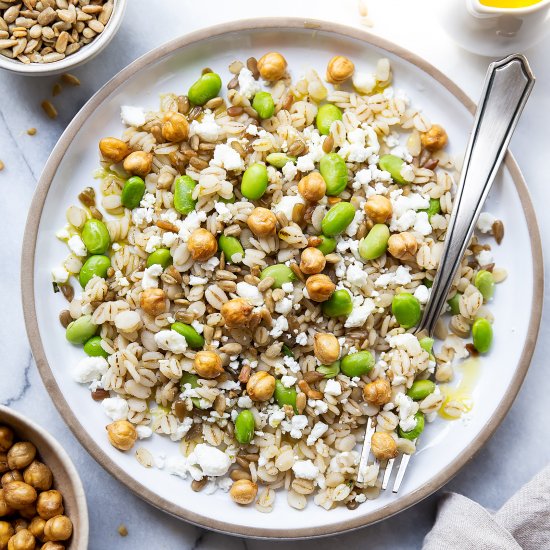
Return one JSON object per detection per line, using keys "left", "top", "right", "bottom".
{"left": 20, "top": 17, "right": 544, "bottom": 539}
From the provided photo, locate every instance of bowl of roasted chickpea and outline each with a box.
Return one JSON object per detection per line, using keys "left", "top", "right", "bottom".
{"left": 0, "top": 406, "right": 88, "bottom": 550}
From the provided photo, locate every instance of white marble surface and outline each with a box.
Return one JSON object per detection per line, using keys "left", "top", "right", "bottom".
{"left": 0, "top": 0, "right": 549, "bottom": 547}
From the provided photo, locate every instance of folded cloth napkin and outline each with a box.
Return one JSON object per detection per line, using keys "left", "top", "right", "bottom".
{"left": 423, "top": 465, "right": 550, "bottom": 549}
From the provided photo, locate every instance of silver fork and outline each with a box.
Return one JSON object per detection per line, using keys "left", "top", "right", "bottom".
{"left": 356, "top": 54, "right": 535, "bottom": 493}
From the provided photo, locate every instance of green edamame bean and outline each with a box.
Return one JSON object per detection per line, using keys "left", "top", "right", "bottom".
{"left": 234, "top": 410, "right": 256, "bottom": 444}
{"left": 188, "top": 72, "right": 222, "bottom": 106}
{"left": 418, "top": 337, "right": 434, "bottom": 354}
{"left": 316, "top": 104, "right": 343, "bottom": 135}
{"left": 219, "top": 235, "right": 244, "bottom": 263}
{"left": 398, "top": 412, "right": 425, "bottom": 440}
{"left": 171, "top": 322, "right": 205, "bottom": 350}
{"left": 472, "top": 317, "right": 493, "bottom": 353}
{"left": 316, "top": 361, "right": 341, "bottom": 378}
{"left": 316, "top": 235, "right": 337, "bottom": 255}
{"left": 392, "top": 293, "right": 421, "bottom": 329}
{"left": 475, "top": 270, "right": 495, "bottom": 302}
{"left": 83, "top": 335, "right": 108, "bottom": 358}
{"left": 322, "top": 289, "right": 353, "bottom": 318}
{"left": 79, "top": 255, "right": 111, "bottom": 288}
{"left": 146, "top": 248, "right": 172, "bottom": 269}
{"left": 407, "top": 380, "right": 435, "bottom": 401}
{"left": 266, "top": 152, "right": 296, "bottom": 169}
{"left": 66, "top": 315, "right": 97, "bottom": 345}
{"left": 379, "top": 154, "right": 406, "bottom": 184}
{"left": 121, "top": 176, "right": 146, "bottom": 209}
{"left": 274, "top": 380, "right": 297, "bottom": 412}
{"left": 174, "top": 175, "right": 197, "bottom": 215}
{"left": 260, "top": 264, "right": 296, "bottom": 288}
{"left": 341, "top": 351, "right": 374, "bottom": 377}
{"left": 252, "top": 91, "right": 275, "bottom": 119}
{"left": 423, "top": 278, "right": 433, "bottom": 289}
{"left": 282, "top": 344, "right": 294, "bottom": 358}
{"left": 241, "top": 163, "right": 268, "bottom": 200}
{"left": 319, "top": 153, "right": 348, "bottom": 196}
{"left": 358, "top": 224, "right": 390, "bottom": 260}
{"left": 448, "top": 293, "right": 462, "bottom": 315}
{"left": 321, "top": 202, "right": 356, "bottom": 237}
{"left": 180, "top": 372, "right": 201, "bottom": 408}
{"left": 420, "top": 198, "right": 441, "bottom": 221}
{"left": 81, "top": 219, "right": 110, "bottom": 254}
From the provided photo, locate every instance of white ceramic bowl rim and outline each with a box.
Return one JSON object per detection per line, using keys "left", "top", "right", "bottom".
{"left": 20, "top": 17, "right": 544, "bottom": 539}
{"left": 0, "top": 0, "right": 126, "bottom": 75}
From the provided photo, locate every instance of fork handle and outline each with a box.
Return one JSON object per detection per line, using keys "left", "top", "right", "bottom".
{"left": 416, "top": 54, "right": 535, "bottom": 336}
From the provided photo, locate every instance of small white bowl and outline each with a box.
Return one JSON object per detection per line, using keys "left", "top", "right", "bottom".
{"left": 0, "top": 0, "right": 127, "bottom": 76}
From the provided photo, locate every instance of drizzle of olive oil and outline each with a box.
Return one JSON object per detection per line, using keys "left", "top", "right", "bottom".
{"left": 439, "top": 357, "right": 481, "bottom": 421}
{"left": 479, "top": 0, "right": 542, "bottom": 8}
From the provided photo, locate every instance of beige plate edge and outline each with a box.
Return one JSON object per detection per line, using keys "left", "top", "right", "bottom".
{"left": 20, "top": 17, "right": 544, "bottom": 540}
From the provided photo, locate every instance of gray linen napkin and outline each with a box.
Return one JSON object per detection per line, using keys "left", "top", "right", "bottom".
{"left": 423, "top": 465, "right": 550, "bottom": 549}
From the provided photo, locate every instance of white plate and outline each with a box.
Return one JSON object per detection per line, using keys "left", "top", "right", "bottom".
{"left": 22, "top": 19, "right": 543, "bottom": 539}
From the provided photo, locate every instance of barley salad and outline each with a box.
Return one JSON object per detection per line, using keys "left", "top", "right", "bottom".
{"left": 51, "top": 52, "right": 505, "bottom": 511}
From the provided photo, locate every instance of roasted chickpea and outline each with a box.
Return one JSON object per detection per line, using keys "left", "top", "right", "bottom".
{"left": 0, "top": 428, "right": 13, "bottom": 453}
{"left": 122, "top": 151, "right": 153, "bottom": 177}
{"left": 43, "top": 516, "right": 72, "bottom": 542}
{"left": 247, "top": 207, "right": 277, "bottom": 237}
{"left": 27, "top": 517, "right": 45, "bottom": 542}
{"left": 257, "top": 52, "right": 287, "bottom": 81}
{"left": 299, "top": 247, "right": 326, "bottom": 275}
{"left": 194, "top": 351, "right": 224, "bottom": 379}
{"left": 364, "top": 195, "right": 392, "bottom": 224}
{"left": 363, "top": 378, "right": 392, "bottom": 406}
{"left": 187, "top": 228, "right": 218, "bottom": 261}
{"left": 3, "top": 483, "right": 37, "bottom": 511}
{"left": 12, "top": 520, "right": 28, "bottom": 534}
{"left": 305, "top": 274, "right": 335, "bottom": 302}
{"left": 162, "top": 112, "right": 189, "bottom": 143}
{"left": 229, "top": 479, "right": 258, "bottom": 505}
{"left": 326, "top": 55, "right": 355, "bottom": 84}
{"left": 298, "top": 172, "right": 326, "bottom": 203}
{"left": 7, "top": 529, "right": 34, "bottom": 550}
{"left": 313, "top": 333, "right": 340, "bottom": 364}
{"left": 387, "top": 232, "right": 418, "bottom": 260}
{"left": 0, "top": 521, "right": 14, "bottom": 549}
{"left": 98, "top": 137, "right": 131, "bottom": 164}
{"left": 41, "top": 543, "right": 64, "bottom": 550}
{"left": 7, "top": 443, "right": 36, "bottom": 471}
{"left": 421, "top": 124, "right": 448, "bottom": 151}
{"left": 0, "top": 489, "right": 14, "bottom": 517}
{"left": 246, "top": 372, "right": 276, "bottom": 402}
{"left": 2, "top": 471, "right": 22, "bottom": 487}
{"left": 0, "top": 455, "right": 8, "bottom": 475}
{"left": 23, "top": 463, "right": 52, "bottom": 493}
{"left": 371, "top": 432, "right": 398, "bottom": 460}
{"left": 221, "top": 298, "right": 253, "bottom": 329}
{"left": 17, "top": 505, "right": 36, "bottom": 521}
{"left": 140, "top": 288, "right": 167, "bottom": 317}
{"left": 106, "top": 421, "right": 137, "bottom": 453}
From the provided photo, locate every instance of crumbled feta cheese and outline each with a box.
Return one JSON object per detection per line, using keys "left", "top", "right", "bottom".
{"left": 355, "top": 493, "right": 367, "bottom": 503}
{"left": 292, "top": 459, "right": 319, "bottom": 480}
{"left": 344, "top": 297, "right": 375, "bottom": 328}
{"left": 211, "top": 144, "right": 245, "bottom": 171}
{"left": 191, "top": 443, "right": 231, "bottom": 477}
{"left": 477, "top": 212, "right": 496, "bottom": 233}
{"left": 346, "top": 262, "right": 368, "bottom": 289}
{"left": 477, "top": 250, "right": 494, "bottom": 266}
{"left": 282, "top": 414, "right": 308, "bottom": 438}
{"left": 145, "top": 235, "right": 162, "bottom": 253}
{"left": 296, "top": 154, "right": 315, "bottom": 172}
{"left": 237, "top": 395, "right": 253, "bottom": 409}
{"left": 214, "top": 201, "right": 232, "bottom": 224}
{"left": 162, "top": 231, "right": 178, "bottom": 247}
{"left": 178, "top": 210, "right": 207, "bottom": 242}
{"left": 67, "top": 235, "right": 87, "bottom": 257}
{"left": 154, "top": 330, "right": 188, "bottom": 354}
{"left": 282, "top": 161, "right": 298, "bottom": 182}
{"left": 189, "top": 110, "right": 220, "bottom": 142}
{"left": 272, "top": 195, "right": 305, "bottom": 221}
{"left": 389, "top": 190, "right": 430, "bottom": 232}
{"left": 247, "top": 124, "right": 259, "bottom": 136}
{"left": 374, "top": 265, "right": 412, "bottom": 288}
{"left": 56, "top": 227, "right": 70, "bottom": 240}
{"left": 121, "top": 105, "right": 146, "bottom": 127}
{"left": 136, "top": 425, "right": 153, "bottom": 439}
{"left": 295, "top": 332, "right": 308, "bottom": 346}
{"left": 102, "top": 397, "right": 129, "bottom": 421}
{"left": 142, "top": 264, "right": 163, "bottom": 289}
{"left": 395, "top": 393, "right": 419, "bottom": 432}
{"left": 236, "top": 282, "right": 264, "bottom": 306}
{"left": 238, "top": 67, "right": 261, "bottom": 99}
{"left": 413, "top": 211, "right": 432, "bottom": 236}
{"left": 169, "top": 417, "right": 193, "bottom": 441}
{"left": 268, "top": 409, "right": 286, "bottom": 428}
{"left": 201, "top": 256, "right": 220, "bottom": 272}
{"left": 306, "top": 422, "right": 329, "bottom": 446}
{"left": 283, "top": 355, "right": 301, "bottom": 373}
{"left": 281, "top": 375, "right": 297, "bottom": 388}
{"left": 73, "top": 356, "right": 108, "bottom": 384}
{"left": 414, "top": 284, "right": 430, "bottom": 304}
{"left": 132, "top": 207, "right": 154, "bottom": 227}
{"left": 386, "top": 333, "right": 422, "bottom": 355}
{"left": 275, "top": 297, "right": 293, "bottom": 315}
{"left": 189, "top": 275, "right": 208, "bottom": 286}
{"left": 282, "top": 282, "right": 294, "bottom": 293}
{"left": 269, "top": 316, "right": 288, "bottom": 338}
{"left": 217, "top": 380, "right": 241, "bottom": 391}
{"left": 352, "top": 72, "right": 376, "bottom": 94}
{"left": 308, "top": 399, "right": 329, "bottom": 415}
{"left": 52, "top": 266, "right": 69, "bottom": 283}
{"left": 164, "top": 456, "right": 190, "bottom": 478}
{"left": 323, "top": 379, "right": 342, "bottom": 396}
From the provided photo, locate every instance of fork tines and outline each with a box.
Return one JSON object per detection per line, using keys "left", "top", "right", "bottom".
{"left": 356, "top": 418, "right": 414, "bottom": 494}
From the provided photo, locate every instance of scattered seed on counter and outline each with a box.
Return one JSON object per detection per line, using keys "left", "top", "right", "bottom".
{"left": 41, "top": 100, "right": 57, "bottom": 119}
{"left": 27, "top": 127, "right": 37, "bottom": 136}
